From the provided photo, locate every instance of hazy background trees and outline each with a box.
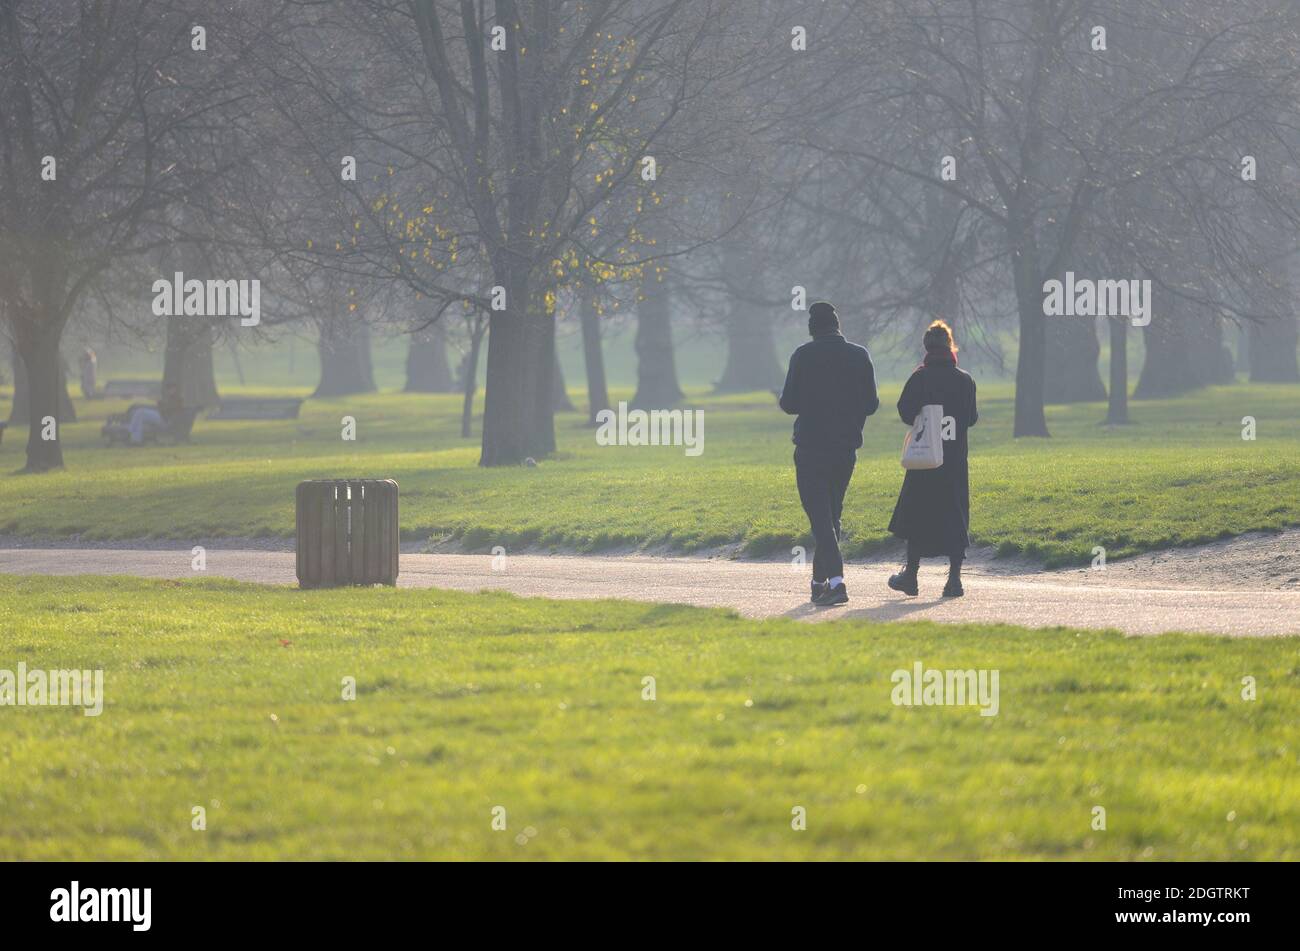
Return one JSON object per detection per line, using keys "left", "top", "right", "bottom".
{"left": 0, "top": 0, "right": 282, "bottom": 470}
{"left": 3, "top": 0, "right": 1299, "bottom": 471}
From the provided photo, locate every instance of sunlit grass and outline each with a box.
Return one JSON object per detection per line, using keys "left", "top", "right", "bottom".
{"left": 0, "top": 575, "right": 1295, "bottom": 860}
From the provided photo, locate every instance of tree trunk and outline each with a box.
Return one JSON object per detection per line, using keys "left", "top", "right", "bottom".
{"left": 717, "top": 242, "right": 774, "bottom": 394}
{"left": 404, "top": 322, "right": 456, "bottom": 392}
{"left": 1044, "top": 316, "right": 1106, "bottom": 403}
{"left": 480, "top": 265, "right": 550, "bottom": 466}
{"left": 527, "top": 287, "right": 559, "bottom": 454}
{"left": 228, "top": 340, "right": 247, "bottom": 386}
{"left": 1134, "top": 306, "right": 1235, "bottom": 398}
{"left": 460, "top": 325, "right": 485, "bottom": 439}
{"left": 929, "top": 254, "right": 960, "bottom": 331}
{"left": 1011, "top": 244, "right": 1050, "bottom": 436}
{"left": 8, "top": 348, "right": 29, "bottom": 425}
{"left": 1104, "top": 317, "right": 1130, "bottom": 424}
{"left": 480, "top": 308, "right": 525, "bottom": 464}
{"left": 1249, "top": 315, "right": 1299, "bottom": 382}
{"left": 631, "top": 272, "right": 684, "bottom": 408}
{"left": 163, "top": 317, "right": 220, "bottom": 408}
{"left": 579, "top": 292, "right": 610, "bottom": 425}
{"left": 16, "top": 330, "right": 69, "bottom": 471}
{"left": 8, "top": 346, "right": 76, "bottom": 427}
{"left": 552, "top": 353, "right": 575, "bottom": 412}
{"left": 716, "top": 299, "right": 783, "bottom": 393}
{"left": 314, "top": 319, "right": 376, "bottom": 397}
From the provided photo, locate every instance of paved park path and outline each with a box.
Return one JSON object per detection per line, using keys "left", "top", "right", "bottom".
{"left": 1, "top": 542, "right": 1296, "bottom": 637}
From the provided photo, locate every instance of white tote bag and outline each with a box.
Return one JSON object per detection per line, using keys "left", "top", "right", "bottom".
{"left": 901, "top": 402, "right": 944, "bottom": 470}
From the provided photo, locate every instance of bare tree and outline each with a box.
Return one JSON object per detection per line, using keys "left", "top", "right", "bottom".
{"left": 790, "top": 0, "right": 1300, "bottom": 433}
{"left": 0, "top": 0, "right": 273, "bottom": 469}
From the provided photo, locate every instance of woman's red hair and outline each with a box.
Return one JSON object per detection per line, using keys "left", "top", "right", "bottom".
{"left": 923, "top": 319, "right": 957, "bottom": 354}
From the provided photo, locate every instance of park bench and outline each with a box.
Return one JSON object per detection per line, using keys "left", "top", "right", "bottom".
{"left": 207, "top": 397, "right": 303, "bottom": 420}
{"left": 102, "top": 405, "right": 201, "bottom": 446}
{"left": 102, "top": 379, "right": 162, "bottom": 399}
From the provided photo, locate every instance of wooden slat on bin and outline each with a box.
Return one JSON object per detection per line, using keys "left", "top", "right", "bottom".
{"left": 318, "top": 483, "right": 335, "bottom": 587}
{"left": 312, "top": 482, "right": 327, "bottom": 586}
{"left": 362, "top": 481, "right": 380, "bottom": 583}
{"left": 379, "top": 480, "right": 393, "bottom": 585}
{"left": 349, "top": 481, "right": 366, "bottom": 583}
{"left": 385, "top": 480, "right": 399, "bottom": 584}
{"left": 369, "top": 479, "right": 384, "bottom": 585}
{"left": 310, "top": 482, "right": 320, "bottom": 587}
{"left": 333, "top": 483, "right": 350, "bottom": 583}
{"left": 292, "top": 485, "right": 304, "bottom": 582}
{"left": 297, "top": 482, "right": 319, "bottom": 588}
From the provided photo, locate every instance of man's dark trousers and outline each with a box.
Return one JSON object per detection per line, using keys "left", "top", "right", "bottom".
{"left": 795, "top": 446, "right": 856, "bottom": 581}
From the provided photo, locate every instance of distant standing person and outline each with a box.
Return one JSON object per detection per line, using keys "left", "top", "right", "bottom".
{"left": 888, "top": 320, "right": 978, "bottom": 597}
{"left": 780, "top": 301, "right": 879, "bottom": 606}
{"left": 79, "top": 347, "right": 98, "bottom": 399}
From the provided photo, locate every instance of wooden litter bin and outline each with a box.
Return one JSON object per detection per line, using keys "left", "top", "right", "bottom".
{"left": 296, "top": 479, "right": 399, "bottom": 588}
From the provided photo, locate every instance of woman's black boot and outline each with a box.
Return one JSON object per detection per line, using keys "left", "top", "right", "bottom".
{"left": 943, "top": 557, "right": 964, "bottom": 598}
{"left": 889, "top": 555, "right": 920, "bottom": 596}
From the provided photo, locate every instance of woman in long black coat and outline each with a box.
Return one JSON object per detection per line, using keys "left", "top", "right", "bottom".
{"left": 887, "top": 320, "right": 978, "bottom": 597}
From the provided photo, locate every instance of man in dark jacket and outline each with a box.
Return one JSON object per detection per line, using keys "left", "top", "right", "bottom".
{"left": 779, "top": 301, "right": 879, "bottom": 605}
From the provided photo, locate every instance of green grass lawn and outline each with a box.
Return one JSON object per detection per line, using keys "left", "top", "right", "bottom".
{"left": 1, "top": 381, "right": 1297, "bottom": 566}
{"left": 0, "top": 575, "right": 1295, "bottom": 860}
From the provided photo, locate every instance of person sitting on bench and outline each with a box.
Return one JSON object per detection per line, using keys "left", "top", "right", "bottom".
{"left": 126, "top": 383, "right": 183, "bottom": 445}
